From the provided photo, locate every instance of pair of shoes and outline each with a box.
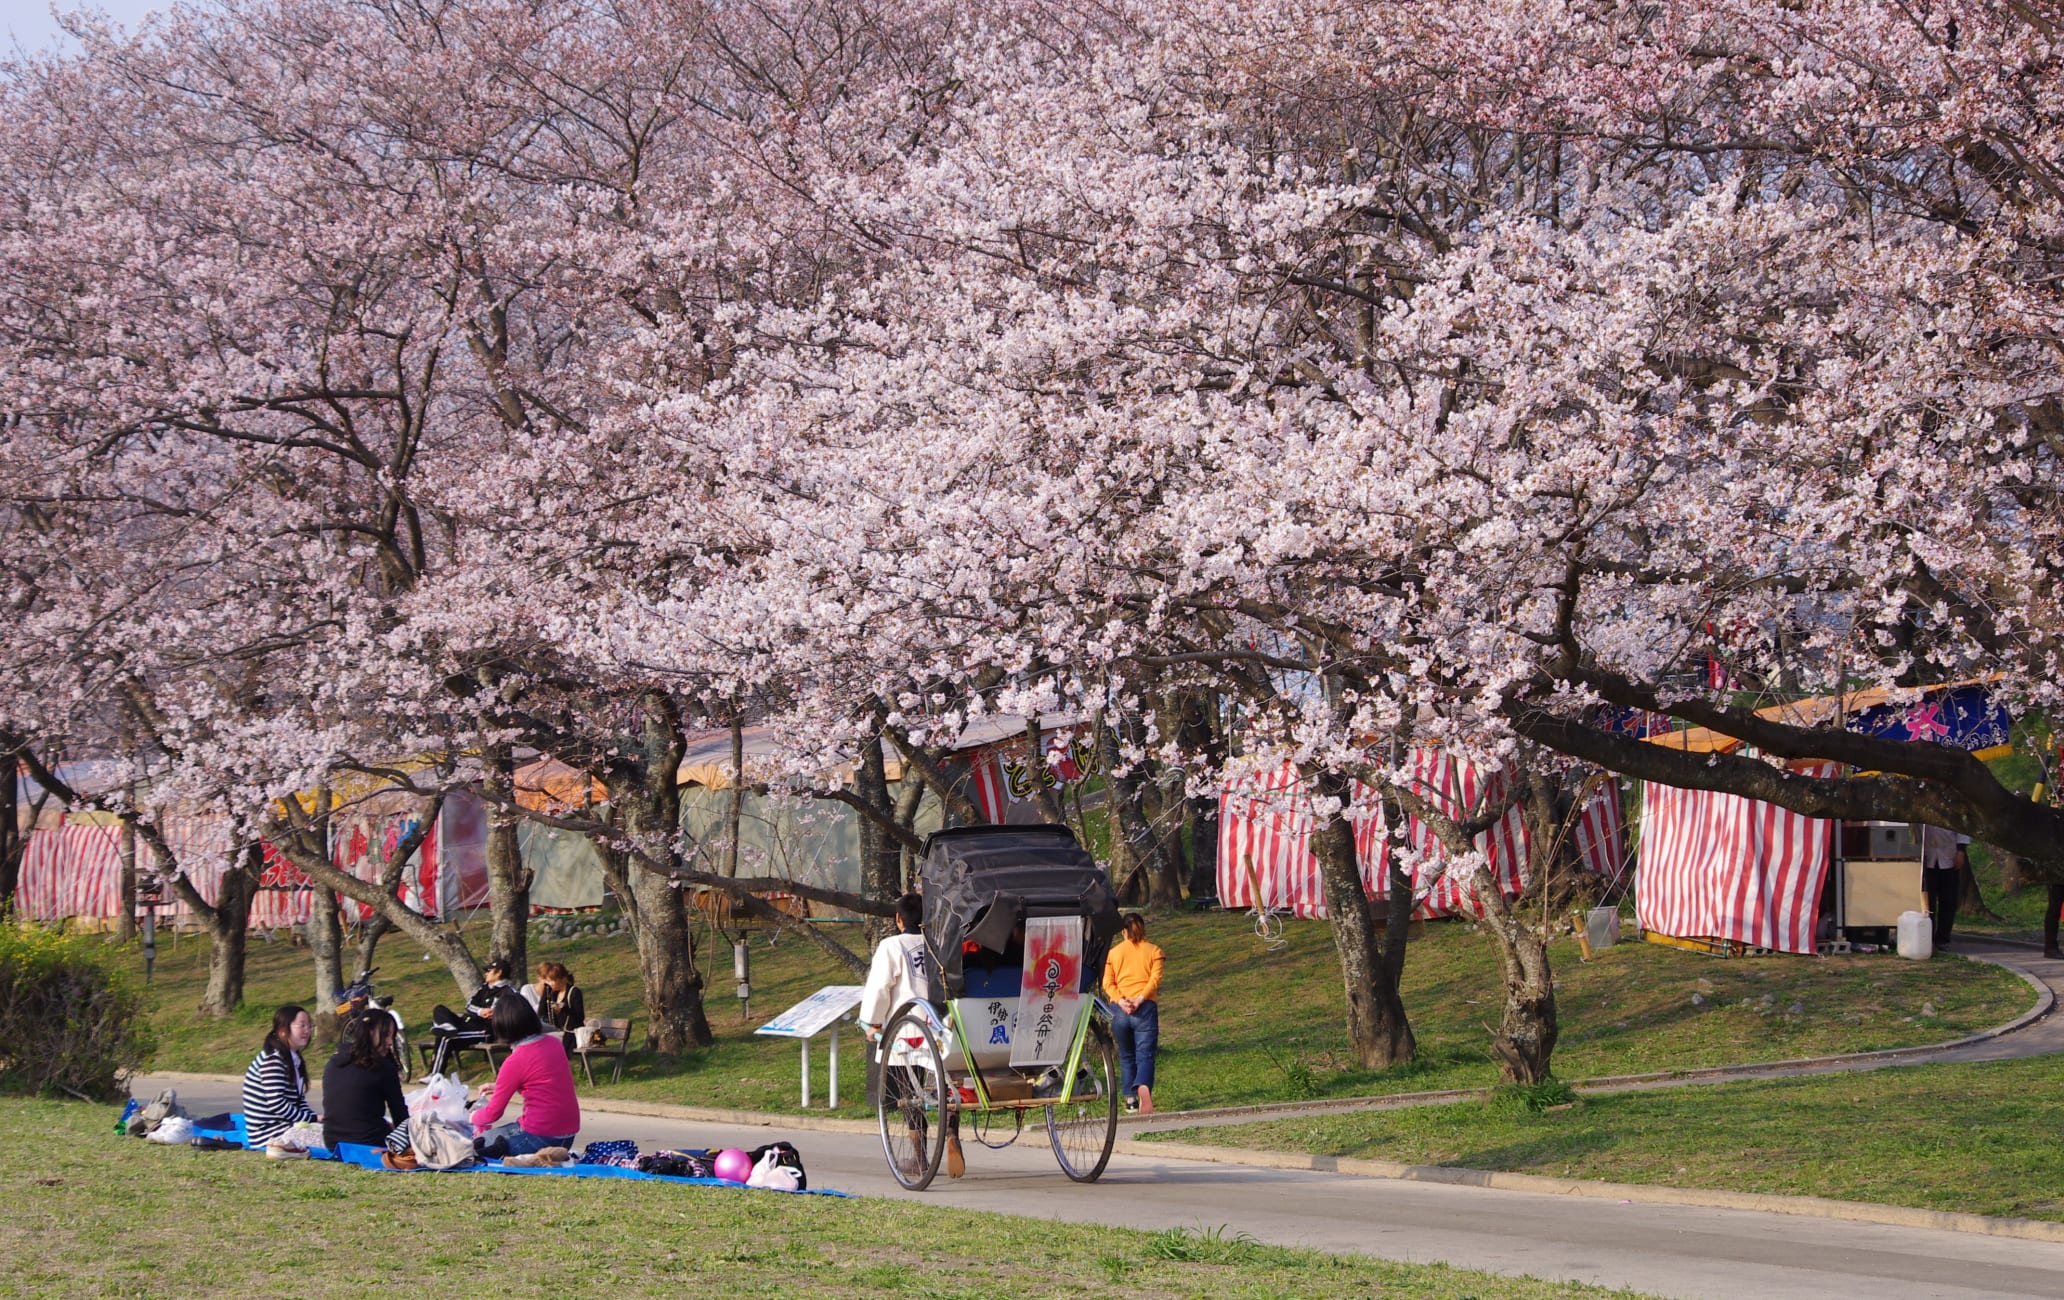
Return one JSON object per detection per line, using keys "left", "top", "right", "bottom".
{"left": 472, "top": 1134, "right": 511, "bottom": 1161}
{"left": 945, "top": 1135, "right": 966, "bottom": 1179}
{"left": 380, "top": 1149, "right": 420, "bottom": 1171}
{"left": 506, "top": 1146, "right": 573, "bottom": 1168}
{"left": 189, "top": 1136, "right": 239, "bottom": 1151}
{"left": 265, "top": 1142, "right": 308, "bottom": 1161}
{"left": 1122, "top": 1098, "right": 1139, "bottom": 1112}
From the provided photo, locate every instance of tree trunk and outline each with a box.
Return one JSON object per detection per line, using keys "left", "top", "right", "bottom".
{"left": 306, "top": 883, "right": 346, "bottom": 1045}
{"left": 1311, "top": 769, "right": 1415, "bottom": 1069}
{"left": 856, "top": 715, "right": 902, "bottom": 943}
{"left": 1999, "top": 848, "right": 2031, "bottom": 894}
{"left": 1177, "top": 692, "right": 1224, "bottom": 899}
{"left": 1100, "top": 722, "right": 1180, "bottom": 909}
{"left": 484, "top": 751, "right": 530, "bottom": 983}
{"left": 355, "top": 912, "right": 391, "bottom": 980}
{"left": 0, "top": 761, "right": 17, "bottom": 908}
{"left": 726, "top": 714, "right": 745, "bottom": 878}
{"left": 116, "top": 814, "right": 138, "bottom": 943}
{"left": 1399, "top": 765, "right": 1560, "bottom": 1084}
{"left": 893, "top": 769, "right": 927, "bottom": 893}
{"left": 198, "top": 846, "right": 258, "bottom": 1017}
{"left": 598, "top": 690, "right": 714, "bottom": 1054}
{"left": 145, "top": 824, "right": 257, "bottom": 1020}
{"left": 1472, "top": 861, "right": 1559, "bottom": 1084}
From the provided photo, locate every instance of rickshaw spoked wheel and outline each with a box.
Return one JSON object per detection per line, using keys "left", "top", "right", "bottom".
{"left": 1046, "top": 1017, "right": 1119, "bottom": 1182}
{"left": 877, "top": 1003, "right": 950, "bottom": 1191}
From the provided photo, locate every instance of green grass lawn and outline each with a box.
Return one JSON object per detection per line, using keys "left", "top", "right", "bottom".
{"left": 1145, "top": 1054, "right": 2064, "bottom": 1222}
{"left": 0, "top": 1099, "right": 1646, "bottom": 1300}
{"left": 130, "top": 907, "right": 2032, "bottom": 1117}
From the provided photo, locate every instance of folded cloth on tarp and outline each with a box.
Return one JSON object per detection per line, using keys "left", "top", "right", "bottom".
{"left": 330, "top": 1142, "right": 848, "bottom": 1196}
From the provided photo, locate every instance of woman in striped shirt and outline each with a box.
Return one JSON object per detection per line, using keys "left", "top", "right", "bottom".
{"left": 242, "top": 1004, "right": 319, "bottom": 1150}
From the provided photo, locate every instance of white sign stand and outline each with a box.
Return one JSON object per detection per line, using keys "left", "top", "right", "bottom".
{"left": 755, "top": 984, "right": 864, "bottom": 1108}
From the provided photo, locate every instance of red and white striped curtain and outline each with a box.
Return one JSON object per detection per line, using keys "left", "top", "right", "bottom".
{"left": 17, "top": 817, "right": 123, "bottom": 920}
{"left": 1217, "top": 754, "right": 1535, "bottom": 920}
{"left": 1635, "top": 771, "right": 1834, "bottom": 955}
{"left": 1571, "top": 778, "right": 1629, "bottom": 883}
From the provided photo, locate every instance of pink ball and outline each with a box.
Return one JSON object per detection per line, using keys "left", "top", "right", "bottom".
{"left": 712, "top": 1148, "right": 753, "bottom": 1183}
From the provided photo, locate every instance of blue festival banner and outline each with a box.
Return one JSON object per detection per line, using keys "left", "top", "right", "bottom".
{"left": 1847, "top": 685, "right": 2011, "bottom": 755}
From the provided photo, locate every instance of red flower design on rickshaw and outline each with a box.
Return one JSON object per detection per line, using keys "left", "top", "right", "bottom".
{"left": 1021, "top": 925, "right": 1081, "bottom": 999}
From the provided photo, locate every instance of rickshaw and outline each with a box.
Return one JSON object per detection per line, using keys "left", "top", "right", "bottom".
{"left": 875, "top": 825, "right": 1123, "bottom": 1190}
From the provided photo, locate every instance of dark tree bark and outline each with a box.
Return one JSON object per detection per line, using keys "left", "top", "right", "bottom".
{"left": 198, "top": 846, "right": 257, "bottom": 1016}
{"left": 1175, "top": 691, "right": 1223, "bottom": 900}
{"left": 305, "top": 882, "right": 346, "bottom": 1046}
{"left": 1387, "top": 766, "right": 1560, "bottom": 1084}
{"left": 0, "top": 738, "right": 55, "bottom": 907}
{"left": 855, "top": 712, "right": 902, "bottom": 943}
{"left": 1309, "top": 767, "right": 1416, "bottom": 1069}
{"left": 116, "top": 814, "right": 138, "bottom": 943}
{"left": 483, "top": 750, "right": 530, "bottom": 983}
{"left": 725, "top": 714, "right": 745, "bottom": 879}
{"left": 136, "top": 824, "right": 256, "bottom": 1018}
{"left": 599, "top": 690, "right": 713, "bottom": 1054}
{"left": 1511, "top": 680, "right": 2064, "bottom": 883}
{"left": 0, "top": 756, "right": 17, "bottom": 908}
{"left": 1474, "top": 861, "right": 1558, "bottom": 1085}
{"left": 1100, "top": 721, "right": 1182, "bottom": 909}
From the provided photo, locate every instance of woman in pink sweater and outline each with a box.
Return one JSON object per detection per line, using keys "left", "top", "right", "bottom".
{"left": 470, "top": 993, "right": 581, "bottom": 1158}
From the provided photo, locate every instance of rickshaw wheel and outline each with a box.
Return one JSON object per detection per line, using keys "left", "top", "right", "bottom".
{"left": 877, "top": 1004, "right": 949, "bottom": 1191}
{"left": 1046, "top": 1019, "right": 1119, "bottom": 1182}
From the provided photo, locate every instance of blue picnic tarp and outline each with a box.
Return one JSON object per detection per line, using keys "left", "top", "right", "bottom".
{"left": 153, "top": 1110, "right": 843, "bottom": 1196}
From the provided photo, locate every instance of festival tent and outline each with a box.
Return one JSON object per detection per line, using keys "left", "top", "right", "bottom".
{"left": 17, "top": 790, "right": 490, "bottom": 929}
{"left": 1634, "top": 766, "right": 1837, "bottom": 955}
{"left": 1633, "top": 682, "right": 2011, "bottom": 955}
{"left": 1215, "top": 754, "right": 1624, "bottom": 921}
{"left": 17, "top": 812, "right": 124, "bottom": 922}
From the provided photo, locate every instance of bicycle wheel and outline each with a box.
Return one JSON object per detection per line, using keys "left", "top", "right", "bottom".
{"left": 876, "top": 1003, "right": 949, "bottom": 1191}
{"left": 1046, "top": 1018, "right": 1118, "bottom": 1182}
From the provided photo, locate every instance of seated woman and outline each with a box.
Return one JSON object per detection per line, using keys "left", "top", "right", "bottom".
{"left": 242, "top": 1004, "right": 319, "bottom": 1151}
{"left": 533, "top": 961, "right": 586, "bottom": 1053}
{"left": 322, "top": 1011, "right": 411, "bottom": 1154}
{"left": 468, "top": 992, "right": 581, "bottom": 1158}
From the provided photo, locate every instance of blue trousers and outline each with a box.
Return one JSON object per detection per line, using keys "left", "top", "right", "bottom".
{"left": 1111, "top": 1000, "right": 1159, "bottom": 1095}
{"left": 481, "top": 1121, "right": 575, "bottom": 1156}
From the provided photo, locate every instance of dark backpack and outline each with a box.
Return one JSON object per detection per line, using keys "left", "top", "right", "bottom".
{"left": 749, "top": 1141, "right": 807, "bottom": 1190}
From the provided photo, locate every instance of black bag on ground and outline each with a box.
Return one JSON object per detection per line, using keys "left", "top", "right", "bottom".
{"left": 749, "top": 1141, "right": 807, "bottom": 1190}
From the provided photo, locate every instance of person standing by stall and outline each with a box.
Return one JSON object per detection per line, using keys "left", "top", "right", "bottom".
{"left": 1921, "top": 824, "right": 1971, "bottom": 950}
{"left": 1102, "top": 913, "right": 1164, "bottom": 1114}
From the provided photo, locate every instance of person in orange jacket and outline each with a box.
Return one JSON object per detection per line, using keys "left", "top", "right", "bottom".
{"left": 1102, "top": 913, "right": 1164, "bottom": 1113}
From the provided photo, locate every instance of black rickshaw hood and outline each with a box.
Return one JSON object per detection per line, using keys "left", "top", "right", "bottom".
{"left": 917, "top": 825, "right": 1120, "bottom": 1000}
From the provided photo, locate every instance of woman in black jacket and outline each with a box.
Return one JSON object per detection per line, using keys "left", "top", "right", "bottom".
{"left": 323, "top": 1012, "right": 411, "bottom": 1153}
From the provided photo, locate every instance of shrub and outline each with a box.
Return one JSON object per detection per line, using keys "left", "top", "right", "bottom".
{"left": 0, "top": 918, "right": 155, "bottom": 1101}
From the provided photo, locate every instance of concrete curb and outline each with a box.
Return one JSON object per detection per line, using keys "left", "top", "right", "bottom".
{"left": 1116, "top": 1138, "right": 2064, "bottom": 1244}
